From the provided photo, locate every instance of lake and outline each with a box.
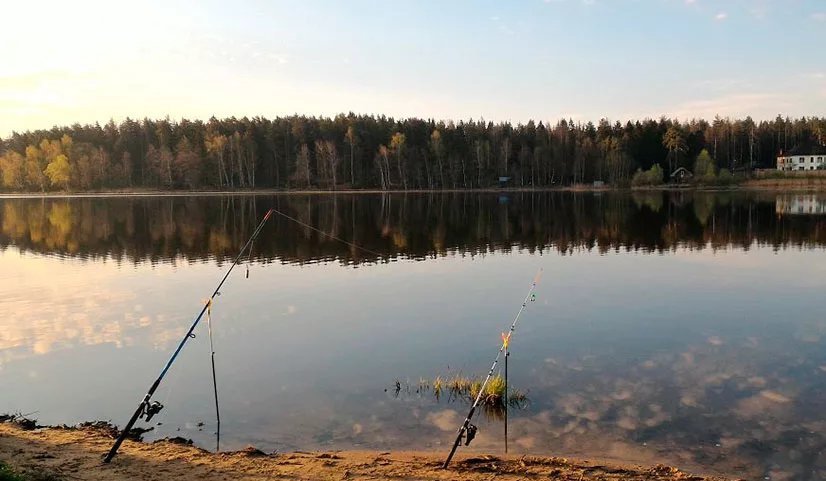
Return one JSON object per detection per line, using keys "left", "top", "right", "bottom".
{"left": 1, "top": 192, "right": 825, "bottom": 480}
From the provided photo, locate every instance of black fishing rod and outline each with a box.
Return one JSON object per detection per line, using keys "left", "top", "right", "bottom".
{"left": 104, "top": 208, "right": 275, "bottom": 463}
{"left": 442, "top": 268, "right": 542, "bottom": 469}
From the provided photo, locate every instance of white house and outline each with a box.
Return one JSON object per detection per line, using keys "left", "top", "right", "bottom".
{"left": 777, "top": 144, "right": 826, "bottom": 171}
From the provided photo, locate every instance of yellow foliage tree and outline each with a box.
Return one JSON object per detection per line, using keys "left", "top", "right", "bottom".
{"left": 25, "top": 145, "right": 48, "bottom": 191}
{"left": 0, "top": 151, "right": 26, "bottom": 189}
{"left": 40, "top": 138, "right": 62, "bottom": 161}
{"left": 45, "top": 154, "right": 72, "bottom": 190}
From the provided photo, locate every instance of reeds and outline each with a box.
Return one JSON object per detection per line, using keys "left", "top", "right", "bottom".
{"left": 391, "top": 374, "right": 528, "bottom": 419}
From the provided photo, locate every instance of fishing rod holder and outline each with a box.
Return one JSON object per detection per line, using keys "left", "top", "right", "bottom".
{"left": 140, "top": 401, "right": 164, "bottom": 422}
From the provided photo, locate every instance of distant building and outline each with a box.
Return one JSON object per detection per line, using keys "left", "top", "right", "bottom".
{"left": 777, "top": 143, "right": 826, "bottom": 171}
{"left": 670, "top": 167, "right": 693, "bottom": 183}
{"left": 498, "top": 176, "right": 511, "bottom": 188}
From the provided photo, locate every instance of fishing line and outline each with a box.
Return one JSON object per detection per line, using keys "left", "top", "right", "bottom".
{"left": 159, "top": 356, "right": 180, "bottom": 410}
{"left": 442, "top": 268, "right": 542, "bottom": 469}
{"left": 268, "top": 207, "right": 385, "bottom": 259}
{"left": 104, "top": 208, "right": 275, "bottom": 463}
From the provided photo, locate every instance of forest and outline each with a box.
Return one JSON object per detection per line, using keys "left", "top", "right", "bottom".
{"left": 1, "top": 114, "right": 825, "bottom": 192}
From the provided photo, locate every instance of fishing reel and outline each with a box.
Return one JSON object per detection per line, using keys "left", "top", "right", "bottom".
{"left": 463, "top": 423, "right": 478, "bottom": 446}
{"left": 140, "top": 401, "right": 164, "bottom": 422}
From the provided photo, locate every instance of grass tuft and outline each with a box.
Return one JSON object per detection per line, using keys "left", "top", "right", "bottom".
{"left": 0, "top": 462, "right": 62, "bottom": 481}
{"left": 393, "top": 374, "right": 528, "bottom": 419}
{"left": 0, "top": 462, "right": 26, "bottom": 481}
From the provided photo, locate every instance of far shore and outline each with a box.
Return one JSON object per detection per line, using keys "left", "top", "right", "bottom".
{"left": 0, "top": 419, "right": 735, "bottom": 481}
{"left": 2, "top": 181, "right": 826, "bottom": 199}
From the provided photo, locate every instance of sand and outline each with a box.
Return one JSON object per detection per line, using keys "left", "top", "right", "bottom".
{"left": 0, "top": 421, "right": 740, "bottom": 481}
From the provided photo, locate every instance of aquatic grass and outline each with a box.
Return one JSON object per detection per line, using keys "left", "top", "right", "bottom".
{"left": 468, "top": 374, "right": 527, "bottom": 405}
{"left": 479, "top": 375, "right": 506, "bottom": 403}
{"left": 447, "top": 376, "right": 466, "bottom": 394}
{"left": 432, "top": 376, "right": 443, "bottom": 400}
{"left": 391, "top": 374, "right": 528, "bottom": 418}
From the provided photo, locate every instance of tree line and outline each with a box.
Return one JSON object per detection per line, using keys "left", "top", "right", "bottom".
{"left": 1, "top": 114, "right": 824, "bottom": 192}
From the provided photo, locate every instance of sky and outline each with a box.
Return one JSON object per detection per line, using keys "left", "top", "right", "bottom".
{"left": 1, "top": 0, "right": 825, "bottom": 136}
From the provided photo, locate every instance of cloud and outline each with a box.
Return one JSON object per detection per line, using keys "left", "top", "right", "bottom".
{"left": 812, "top": 12, "right": 826, "bottom": 21}
{"left": 714, "top": 11, "right": 728, "bottom": 21}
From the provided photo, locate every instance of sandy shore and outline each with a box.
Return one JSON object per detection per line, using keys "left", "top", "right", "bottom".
{"left": 0, "top": 421, "right": 739, "bottom": 481}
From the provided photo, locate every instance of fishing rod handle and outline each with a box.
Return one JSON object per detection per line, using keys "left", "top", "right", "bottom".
{"left": 442, "top": 407, "right": 476, "bottom": 469}
{"left": 103, "top": 401, "right": 144, "bottom": 463}
{"left": 103, "top": 378, "right": 160, "bottom": 463}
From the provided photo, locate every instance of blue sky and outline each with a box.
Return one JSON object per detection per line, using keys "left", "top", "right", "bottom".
{"left": 1, "top": 0, "right": 824, "bottom": 135}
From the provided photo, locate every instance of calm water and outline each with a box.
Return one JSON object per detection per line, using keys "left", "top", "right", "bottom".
{"left": 1, "top": 192, "right": 825, "bottom": 480}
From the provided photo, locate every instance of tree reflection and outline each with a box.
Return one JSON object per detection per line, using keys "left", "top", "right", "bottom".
{"left": 1, "top": 192, "right": 825, "bottom": 264}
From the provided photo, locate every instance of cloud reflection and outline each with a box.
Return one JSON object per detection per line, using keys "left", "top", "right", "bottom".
{"left": 0, "top": 251, "right": 187, "bottom": 365}
{"left": 525, "top": 333, "right": 826, "bottom": 479}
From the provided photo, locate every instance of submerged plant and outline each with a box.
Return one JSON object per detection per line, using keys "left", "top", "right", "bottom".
{"left": 390, "top": 374, "right": 528, "bottom": 420}
{"left": 433, "top": 376, "right": 444, "bottom": 400}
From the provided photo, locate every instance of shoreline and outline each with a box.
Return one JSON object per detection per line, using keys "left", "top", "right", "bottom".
{"left": 1, "top": 182, "right": 826, "bottom": 199}
{"left": 0, "top": 420, "right": 735, "bottom": 481}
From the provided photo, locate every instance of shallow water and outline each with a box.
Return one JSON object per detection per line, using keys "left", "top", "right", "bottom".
{"left": 1, "top": 192, "right": 825, "bottom": 480}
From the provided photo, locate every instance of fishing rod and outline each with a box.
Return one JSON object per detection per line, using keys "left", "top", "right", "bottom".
{"left": 442, "top": 268, "right": 542, "bottom": 469}
{"left": 104, "top": 208, "right": 275, "bottom": 463}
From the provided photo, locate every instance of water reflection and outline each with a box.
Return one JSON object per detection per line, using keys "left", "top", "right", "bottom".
{"left": 0, "top": 253, "right": 196, "bottom": 365}
{"left": 2, "top": 192, "right": 826, "bottom": 265}
{"left": 776, "top": 194, "right": 826, "bottom": 215}
{"left": 525, "top": 331, "right": 826, "bottom": 480}
{"left": 1, "top": 193, "right": 825, "bottom": 480}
